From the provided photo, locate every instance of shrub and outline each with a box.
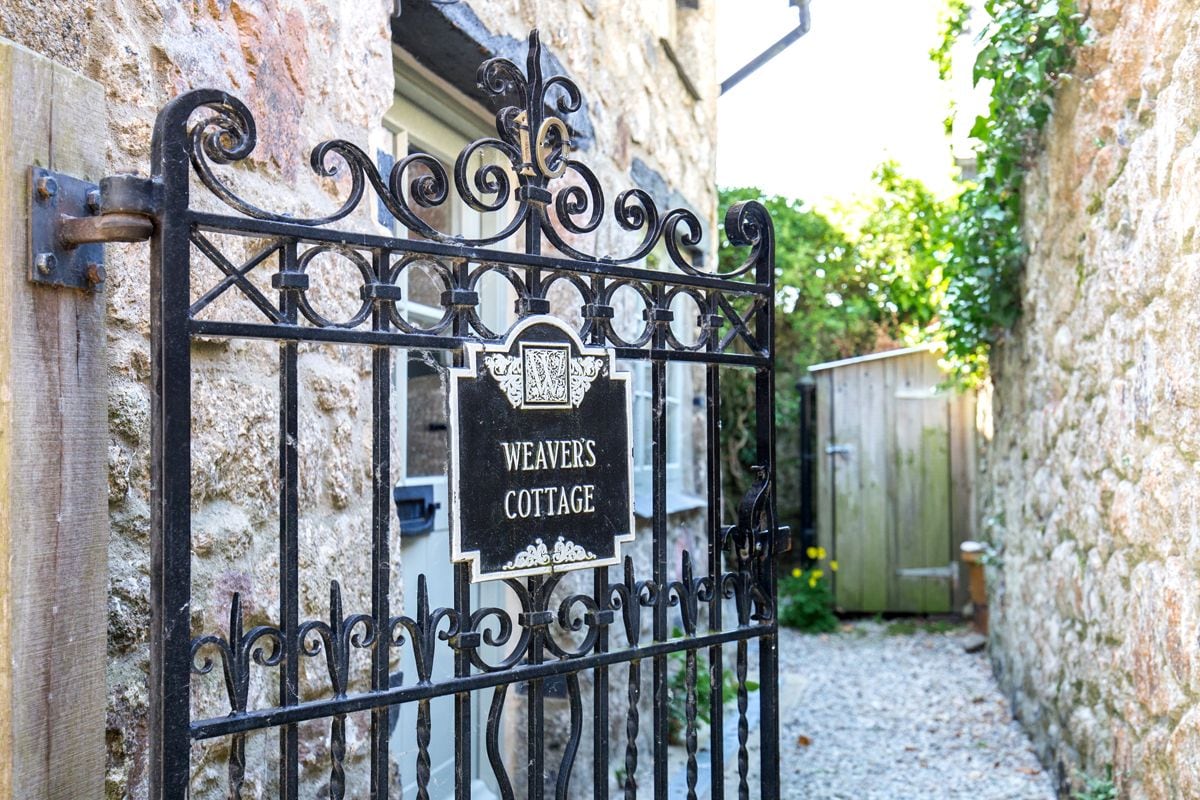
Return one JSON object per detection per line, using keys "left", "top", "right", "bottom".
{"left": 777, "top": 548, "right": 839, "bottom": 633}
{"left": 1072, "top": 773, "right": 1116, "bottom": 800}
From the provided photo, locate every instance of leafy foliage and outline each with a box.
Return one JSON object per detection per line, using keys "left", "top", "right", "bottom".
{"left": 930, "top": 0, "right": 971, "bottom": 81}
{"left": 842, "top": 162, "right": 953, "bottom": 337}
{"left": 1072, "top": 772, "right": 1116, "bottom": 800}
{"left": 717, "top": 187, "right": 870, "bottom": 525}
{"left": 778, "top": 551, "right": 839, "bottom": 633}
{"left": 936, "top": 0, "right": 1090, "bottom": 383}
{"left": 930, "top": 0, "right": 972, "bottom": 135}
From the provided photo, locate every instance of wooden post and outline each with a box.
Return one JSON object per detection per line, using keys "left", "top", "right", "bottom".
{"left": 0, "top": 38, "right": 108, "bottom": 799}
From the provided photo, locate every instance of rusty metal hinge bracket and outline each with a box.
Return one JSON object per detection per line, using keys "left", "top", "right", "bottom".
{"left": 28, "top": 167, "right": 157, "bottom": 292}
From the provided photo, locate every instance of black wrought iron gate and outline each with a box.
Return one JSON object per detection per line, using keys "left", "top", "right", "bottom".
{"left": 143, "top": 30, "right": 783, "bottom": 800}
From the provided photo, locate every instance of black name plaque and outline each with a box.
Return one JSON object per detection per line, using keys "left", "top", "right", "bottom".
{"left": 448, "top": 317, "right": 635, "bottom": 582}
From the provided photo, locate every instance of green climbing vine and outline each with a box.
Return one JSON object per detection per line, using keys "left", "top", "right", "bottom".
{"left": 935, "top": 0, "right": 1090, "bottom": 383}
{"left": 931, "top": 0, "right": 971, "bottom": 81}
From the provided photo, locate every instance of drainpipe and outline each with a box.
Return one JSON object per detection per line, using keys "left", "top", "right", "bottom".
{"left": 720, "top": 0, "right": 812, "bottom": 95}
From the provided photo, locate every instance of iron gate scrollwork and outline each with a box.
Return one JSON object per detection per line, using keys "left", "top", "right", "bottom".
{"left": 146, "top": 29, "right": 784, "bottom": 800}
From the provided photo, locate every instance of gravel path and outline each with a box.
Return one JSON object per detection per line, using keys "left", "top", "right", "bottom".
{"left": 777, "top": 621, "right": 1055, "bottom": 800}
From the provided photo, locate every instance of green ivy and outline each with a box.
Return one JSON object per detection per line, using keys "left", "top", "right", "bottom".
{"left": 930, "top": 0, "right": 971, "bottom": 135}
{"left": 1072, "top": 772, "right": 1117, "bottom": 800}
{"left": 930, "top": 0, "right": 970, "bottom": 81}
{"left": 936, "top": 0, "right": 1090, "bottom": 383}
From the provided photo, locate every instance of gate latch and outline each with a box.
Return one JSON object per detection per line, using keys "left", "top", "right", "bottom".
{"left": 28, "top": 167, "right": 157, "bottom": 292}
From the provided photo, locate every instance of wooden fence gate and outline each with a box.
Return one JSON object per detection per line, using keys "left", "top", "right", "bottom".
{"left": 811, "top": 347, "right": 977, "bottom": 614}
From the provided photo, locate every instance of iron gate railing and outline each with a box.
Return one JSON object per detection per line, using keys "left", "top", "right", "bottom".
{"left": 143, "top": 29, "right": 782, "bottom": 800}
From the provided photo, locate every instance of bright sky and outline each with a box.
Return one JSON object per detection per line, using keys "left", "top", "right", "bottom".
{"left": 716, "top": 0, "right": 959, "bottom": 209}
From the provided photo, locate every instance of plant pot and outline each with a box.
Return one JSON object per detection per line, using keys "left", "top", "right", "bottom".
{"left": 960, "top": 541, "right": 988, "bottom": 635}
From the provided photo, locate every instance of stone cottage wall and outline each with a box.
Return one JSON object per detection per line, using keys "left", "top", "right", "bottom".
{"left": 985, "top": 1, "right": 1200, "bottom": 795}
{"left": 0, "top": 1, "right": 719, "bottom": 798}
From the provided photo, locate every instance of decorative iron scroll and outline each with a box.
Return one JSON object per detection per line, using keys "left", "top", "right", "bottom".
{"left": 183, "top": 30, "right": 756, "bottom": 275}
{"left": 163, "top": 28, "right": 774, "bottom": 367}
{"left": 189, "top": 550, "right": 772, "bottom": 718}
{"left": 148, "top": 23, "right": 783, "bottom": 800}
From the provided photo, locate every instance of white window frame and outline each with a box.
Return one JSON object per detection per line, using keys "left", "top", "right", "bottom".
{"left": 631, "top": 359, "right": 688, "bottom": 494}
{"left": 630, "top": 243, "right": 703, "bottom": 517}
{"left": 382, "top": 68, "right": 513, "bottom": 483}
{"left": 382, "top": 50, "right": 514, "bottom": 800}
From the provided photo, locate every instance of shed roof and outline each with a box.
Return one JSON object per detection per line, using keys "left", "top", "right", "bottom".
{"left": 807, "top": 344, "right": 934, "bottom": 373}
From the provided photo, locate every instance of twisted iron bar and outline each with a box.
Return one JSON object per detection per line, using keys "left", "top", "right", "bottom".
{"left": 296, "top": 581, "right": 375, "bottom": 799}
{"left": 330, "top": 714, "right": 348, "bottom": 800}
{"left": 486, "top": 685, "right": 516, "bottom": 800}
{"left": 416, "top": 698, "right": 433, "bottom": 800}
{"left": 737, "top": 639, "right": 750, "bottom": 800}
{"left": 229, "top": 734, "right": 246, "bottom": 800}
{"left": 189, "top": 592, "right": 282, "bottom": 800}
{"left": 607, "top": 556, "right": 659, "bottom": 800}
{"left": 685, "top": 649, "right": 699, "bottom": 800}
{"left": 555, "top": 672, "right": 584, "bottom": 800}
{"left": 624, "top": 659, "right": 641, "bottom": 800}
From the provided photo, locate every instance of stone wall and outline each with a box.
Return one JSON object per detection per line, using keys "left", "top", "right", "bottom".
{"left": 985, "top": 1, "right": 1200, "bottom": 796}
{"left": 0, "top": 1, "right": 719, "bottom": 797}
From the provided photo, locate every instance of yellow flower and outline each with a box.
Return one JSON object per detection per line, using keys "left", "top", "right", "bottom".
{"left": 806, "top": 546, "right": 818, "bottom": 559}
{"left": 830, "top": 560, "right": 839, "bottom": 572}
{"left": 817, "top": 547, "right": 827, "bottom": 560}
{"left": 791, "top": 567, "right": 801, "bottom": 578}
{"left": 812, "top": 569, "right": 824, "bottom": 580}
{"left": 808, "top": 576, "right": 818, "bottom": 589}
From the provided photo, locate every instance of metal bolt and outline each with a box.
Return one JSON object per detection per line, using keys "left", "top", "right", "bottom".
{"left": 84, "top": 262, "right": 106, "bottom": 289}
{"left": 86, "top": 189, "right": 101, "bottom": 214}
{"left": 35, "top": 175, "right": 58, "bottom": 200}
{"left": 34, "top": 253, "right": 56, "bottom": 276}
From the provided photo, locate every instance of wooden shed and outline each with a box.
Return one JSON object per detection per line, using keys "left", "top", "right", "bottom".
{"left": 809, "top": 346, "right": 977, "bottom": 614}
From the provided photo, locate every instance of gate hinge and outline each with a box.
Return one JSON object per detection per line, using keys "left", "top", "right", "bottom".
{"left": 895, "top": 564, "right": 956, "bottom": 580}
{"left": 28, "top": 168, "right": 159, "bottom": 292}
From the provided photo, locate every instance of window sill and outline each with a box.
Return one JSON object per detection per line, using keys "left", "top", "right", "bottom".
{"left": 633, "top": 489, "right": 707, "bottom": 519}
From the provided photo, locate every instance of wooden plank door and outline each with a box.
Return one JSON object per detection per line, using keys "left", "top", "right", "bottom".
{"left": 889, "top": 355, "right": 952, "bottom": 613}
{"left": 823, "top": 361, "right": 889, "bottom": 612}
{"left": 818, "top": 352, "right": 960, "bottom": 614}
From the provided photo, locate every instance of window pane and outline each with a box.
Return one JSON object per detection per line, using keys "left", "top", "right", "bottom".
{"left": 666, "top": 389, "right": 682, "bottom": 467}
{"left": 405, "top": 146, "right": 453, "bottom": 308}
{"left": 405, "top": 352, "right": 448, "bottom": 477}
